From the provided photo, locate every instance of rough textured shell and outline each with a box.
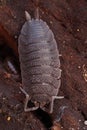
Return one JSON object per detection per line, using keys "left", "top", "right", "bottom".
{"left": 18, "top": 18, "right": 61, "bottom": 103}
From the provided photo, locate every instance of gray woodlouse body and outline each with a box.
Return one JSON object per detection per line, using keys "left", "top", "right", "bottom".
{"left": 18, "top": 9, "right": 63, "bottom": 113}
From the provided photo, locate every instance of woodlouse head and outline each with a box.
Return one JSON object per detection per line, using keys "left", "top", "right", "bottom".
{"left": 31, "top": 94, "right": 51, "bottom": 112}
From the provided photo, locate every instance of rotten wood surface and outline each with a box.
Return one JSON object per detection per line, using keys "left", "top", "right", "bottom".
{"left": 0, "top": 23, "right": 18, "bottom": 57}
{"left": 0, "top": 0, "right": 87, "bottom": 130}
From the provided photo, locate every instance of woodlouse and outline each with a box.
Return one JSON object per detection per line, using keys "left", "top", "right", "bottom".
{"left": 18, "top": 8, "right": 63, "bottom": 113}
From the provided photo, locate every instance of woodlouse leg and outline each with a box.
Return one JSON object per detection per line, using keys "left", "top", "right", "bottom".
{"left": 59, "top": 54, "right": 62, "bottom": 57}
{"left": 20, "top": 87, "right": 39, "bottom": 112}
{"left": 50, "top": 96, "right": 64, "bottom": 113}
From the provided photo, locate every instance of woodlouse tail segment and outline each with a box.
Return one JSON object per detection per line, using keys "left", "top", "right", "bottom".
{"left": 25, "top": 11, "right": 31, "bottom": 21}
{"left": 35, "top": 7, "right": 39, "bottom": 19}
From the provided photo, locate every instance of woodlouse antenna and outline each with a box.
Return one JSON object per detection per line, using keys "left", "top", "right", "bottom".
{"left": 25, "top": 11, "right": 31, "bottom": 21}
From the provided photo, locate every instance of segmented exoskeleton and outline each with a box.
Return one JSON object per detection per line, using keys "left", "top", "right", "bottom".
{"left": 18, "top": 8, "right": 63, "bottom": 113}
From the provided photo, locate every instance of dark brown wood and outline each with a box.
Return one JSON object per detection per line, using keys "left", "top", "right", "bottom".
{"left": 0, "top": 23, "right": 18, "bottom": 57}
